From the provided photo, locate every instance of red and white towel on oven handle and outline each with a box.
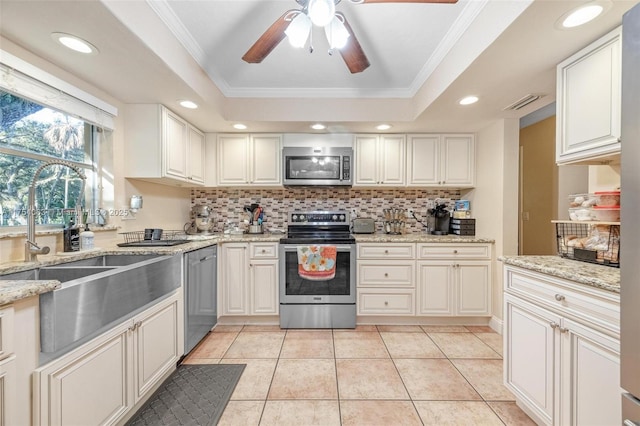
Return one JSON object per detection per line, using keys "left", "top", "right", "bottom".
{"left": 297, "top": 245, "right": 337, "bottom": 281}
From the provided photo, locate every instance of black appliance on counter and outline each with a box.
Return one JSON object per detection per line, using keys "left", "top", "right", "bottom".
{"left": 279, "top": 211, "right": 356, "bottom": 329}
{"left": 428, "top": 203, "right": 451, "bottom": 235}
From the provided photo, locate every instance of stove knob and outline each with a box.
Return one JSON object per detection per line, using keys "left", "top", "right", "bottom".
{"left": 300, "top": 215, "right": 305, "bottom": 221}
{"left": 332, "top": 215, "right": 338, "bottom": 221}
{"left": 339, "top": 215, "right": 345, "bottom": 221}
{"left": 292, "top": 215, "right": 298, "bottom": 221}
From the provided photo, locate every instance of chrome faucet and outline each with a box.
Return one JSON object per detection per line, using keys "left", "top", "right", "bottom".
{"left": 25, "top": 160, "right": 86, "bottom": 262}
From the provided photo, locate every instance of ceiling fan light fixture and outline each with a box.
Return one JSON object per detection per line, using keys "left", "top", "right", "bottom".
{"left": 325, "top": 15, "right": 350, "bottom": 49}
{"left": 308, "top": 0, "right": 336, "bottom": 27}
{"left": 285, "top": 12, "right": 312, "bottom": 48}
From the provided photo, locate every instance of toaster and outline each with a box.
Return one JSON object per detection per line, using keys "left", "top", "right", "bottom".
{"left": 352, "top": 218, "right": 376, "bottom": 234}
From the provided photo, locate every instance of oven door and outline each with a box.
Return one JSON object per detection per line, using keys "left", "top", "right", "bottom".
{"left": 279, "top": 244, "right": 356, "bottom": 304}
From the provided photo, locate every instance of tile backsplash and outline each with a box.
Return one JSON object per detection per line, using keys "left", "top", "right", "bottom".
{"left": 191, "top": 187, "right": 461, "bottom": 234}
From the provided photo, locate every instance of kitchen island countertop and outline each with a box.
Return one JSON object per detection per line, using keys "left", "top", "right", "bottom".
{"left": 0, "top": 279, "right": 61, "bottom": 306}
{"left": 499, "top": 255, "right": 620, "bottom": 293}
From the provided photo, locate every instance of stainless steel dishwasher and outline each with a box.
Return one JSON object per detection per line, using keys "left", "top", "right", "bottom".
{"left": 184, "top": 246, "right": 217, "bottom": 354}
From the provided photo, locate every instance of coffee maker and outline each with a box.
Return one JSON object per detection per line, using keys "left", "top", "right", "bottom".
{"left": 184, "top": 205, "right": 215, "bottom": 235}
{"left": 428, "top": 203, "right": 451, "bottom": 235}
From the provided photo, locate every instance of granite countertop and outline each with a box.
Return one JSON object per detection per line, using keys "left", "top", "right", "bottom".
{"left": 499, "top": 255, "right": 620, "bottom": 293}
{"left": 354, "top": 233, "right": 495, "bottom": 243}
{"left": 0, "top": 280, "right": 61, "bottom": 306}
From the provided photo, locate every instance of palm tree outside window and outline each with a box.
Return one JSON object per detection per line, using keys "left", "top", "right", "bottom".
{"left": 0, "top": 90, "right": 96, "bottom": 227}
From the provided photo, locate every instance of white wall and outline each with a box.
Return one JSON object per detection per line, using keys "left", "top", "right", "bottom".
{"left": 465, "top": 118, "right": 520, "bottom": 323}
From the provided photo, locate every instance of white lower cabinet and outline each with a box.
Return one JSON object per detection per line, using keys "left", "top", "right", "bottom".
{"left": 503, "top": 266, "right": 621, "bottom": 426}
{"left": 417, "top": 244, "right": 491, "bottom": 316}
{"left": 357, "top": 243, "right": 415, "bottom": 316}
{"left": 33, "top": 291, "right": 182, "bottom": 426}
{"left": 0, "top": 355, "right": 16, "bottom": 425}
{"left": 220, "top": 242, "right": 279, "bottom": 316}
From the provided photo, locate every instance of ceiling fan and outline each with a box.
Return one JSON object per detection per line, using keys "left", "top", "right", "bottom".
{"left": 242, "top": 0, "right": 458, "bottom": 74}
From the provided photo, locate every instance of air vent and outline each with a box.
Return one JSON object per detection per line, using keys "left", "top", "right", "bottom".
{"left": 503, "top": 94, "right": 545, "bottom": 111}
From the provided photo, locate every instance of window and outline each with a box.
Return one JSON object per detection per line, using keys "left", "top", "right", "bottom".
{"left": 0, "top": 90, "right": 96, "bottom": 227}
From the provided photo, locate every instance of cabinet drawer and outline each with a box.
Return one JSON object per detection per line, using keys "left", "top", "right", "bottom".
{"left": 417, "top": 243, "right": 490, "bottom": 260}
{"left": 358, "top": 261, "right": 415, "bottom": 287}
{"left": 0, "top": 305, "right": 14, "bottom": 361}
{"left": 506, "top": 268, "right": 619, "bottom": 333}
{"left": 250, "top": 243, "right": 278, "bottom": 259}
{"left": 358, "top": 290, "right": 415, "bottom": 315}
{"left": 358, "top": 243, "right": 415, "bottom": 259}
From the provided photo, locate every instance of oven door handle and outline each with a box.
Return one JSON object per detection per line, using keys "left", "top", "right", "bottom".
{"left": 281, "top": 245, "right": 353, "bottom": 251}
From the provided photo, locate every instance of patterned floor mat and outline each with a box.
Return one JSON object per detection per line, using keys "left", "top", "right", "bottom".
{"left": 126, "top": 364, "right": 245, "bottom": 426}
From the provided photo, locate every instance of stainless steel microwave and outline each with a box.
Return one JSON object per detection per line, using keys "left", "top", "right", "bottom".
{"left": 282, "top": 146, "right": 353, "bottom": 186}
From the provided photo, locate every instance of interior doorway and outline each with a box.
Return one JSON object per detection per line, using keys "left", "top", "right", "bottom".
{"left": 518, "top": 115, "right": 558, "bottom": 255}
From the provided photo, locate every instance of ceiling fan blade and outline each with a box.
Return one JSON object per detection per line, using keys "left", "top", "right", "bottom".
{"left": 242, "top": 10, "right": 295, "bottom": 63}
{"left": 336, "top": 13, "right": 370, "bottom": 74}
{"left": 358, "top": 0, "right": 458, "bottom": 3}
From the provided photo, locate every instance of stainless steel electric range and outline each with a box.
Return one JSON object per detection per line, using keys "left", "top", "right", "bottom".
{"left": 278, "top": 211, "right": 356, "bottom": 329}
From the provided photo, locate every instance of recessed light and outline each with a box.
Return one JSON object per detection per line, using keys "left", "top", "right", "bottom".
{"left": 233, "top": 123, "right": 247, "bottom": 130}
{"left": 311, "top": 123, "right": 326, "bottom": 130}
{"left": 376, "top": 124, "right": 392, "bottom": 131}
{"left": 179, "top": 100, "right": 198, "bottom": 109}
{"left": 459, "top": 96, "right": 479, "bottom": 106}
{"left": 558, "top": 1, "right": 610, "bottom": 29}
{"left": 51, "top": 32, "right": 98, "bottom": 55}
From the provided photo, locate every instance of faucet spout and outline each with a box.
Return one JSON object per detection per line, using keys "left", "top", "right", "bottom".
{"left": 25, "top": 160, "right": 86, "bottom": 262}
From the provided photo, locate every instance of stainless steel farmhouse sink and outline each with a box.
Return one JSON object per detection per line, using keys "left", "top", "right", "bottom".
{"left": 1, "top": 253, "right": 181, "bottom": 361}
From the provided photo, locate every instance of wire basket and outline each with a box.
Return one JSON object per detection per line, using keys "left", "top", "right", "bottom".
{"left": 555, "top": 222, "right": 620, "bottom": 267}
{"left": 120, "top": 229, "right": 187, "bottom": 244}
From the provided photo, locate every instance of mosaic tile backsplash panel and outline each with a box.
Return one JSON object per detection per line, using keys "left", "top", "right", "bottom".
{"left": 191, "top": 188, "right": 462, "bottom": 234}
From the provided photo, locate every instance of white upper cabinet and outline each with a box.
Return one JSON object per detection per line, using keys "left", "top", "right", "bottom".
{"left": 407, "top": 134, "right": 475, "bottom": 187}
{"left": 354, "top": 134, "right": 405, "bottom": 186}
{"left": 556, "top": 27, "right": 621, "bottom": 165}
{"left": 217, "top": 134, "right": 282, "bottom": 186}
{"left": 124, "top": 104, "right": 205, "bottom": 186}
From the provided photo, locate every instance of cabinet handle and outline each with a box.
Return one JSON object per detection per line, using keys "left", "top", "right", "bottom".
{"left": 550, "top": 322, "right": 559, "bottom": 329}
{"left": 453, "top": 250, "right": 458, "bottom": 254}
{"left": 554, "top": 294, "right": 566, "bottom": 302}
{"left": 384, "top": 301, "right": 389, "bottom": 306}
{"left": 384, "top": 250, "right": 389, "bottom": 254}
{"left": 559, "top": 326, "right": 570, "bottom": 334}
{"left": 623, "top": 420, "right": 638, "bottom": 426}
{"left": 384, "top": 273, "right": 389, "bottom": 277}
{"left": 261, "top": 249, "right": 266, "bottom": 253}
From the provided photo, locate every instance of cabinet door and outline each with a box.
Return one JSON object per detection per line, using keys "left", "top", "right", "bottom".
{"left": 250, "top": 134, "right": 282, "bottom": 185}
{"left": 133, "top": 295, "right": 181, "bottom": 401}
{"left": 417, "top": 261, "right": 453, "bottom": 315}
{"left": 556, "top": 27, "right": 621, "bottom": 164}
{"left": 35, "top": 324, "right": 131, "bottom": 426}
{"left": 0, "top": 305, "right": 14, "bottom": 361}
{"left": 0, "top": 356, "right": 16, "bottom": 426}
{"left": 163, "top": 107, "right": 188, "bottom": 180}
{"left": 441, "top": 134, "right": 475, "bottom": 187}
{"left": 218, "top": 134, "right": 249, "bottom": 185}
{"left": 560, "top": 318, "right": 621, "bottom": 426}
{"left": 221, "top": 244, "right": 249, "bottom": 315}
{"left": 407, "top": 135, "right": 440, "bottom": 186}
{"left": 188, "top": 126, "right": 205, "bottom": 184}
{"left": 379, "top": 134, "right": 406, "bottom": 185}
{"left": 504, "top": 294, "right": 560, "bottom": 426}
{"left": 354, "top": 135, "right": 379, "bottom": 185}
{"left": 250, "top": 260, "right": 279, "bottom": 314}
{"left": 456, "top": 261, "right": 491, "bottom": 316}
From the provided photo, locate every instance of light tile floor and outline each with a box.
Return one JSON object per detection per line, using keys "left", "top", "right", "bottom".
{"left": 183, "top": 325, "right": 536, "bottom": 426}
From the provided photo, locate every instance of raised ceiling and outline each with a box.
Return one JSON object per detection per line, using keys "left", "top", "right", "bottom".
{"left": 0, "top": 0, "right": 637, "bottom": 133}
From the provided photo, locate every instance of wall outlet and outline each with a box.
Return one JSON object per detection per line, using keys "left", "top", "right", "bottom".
{"left": 406, "top": 208, "right": 414, "bottom": 218}
{"left": 350, "top": 208, "right": 358, "bottom": 218}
